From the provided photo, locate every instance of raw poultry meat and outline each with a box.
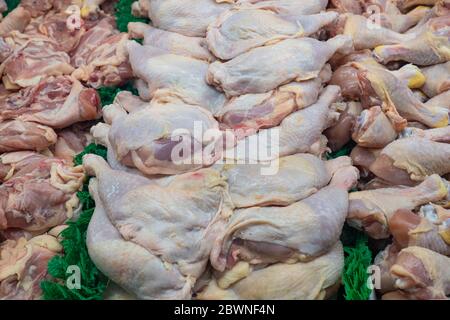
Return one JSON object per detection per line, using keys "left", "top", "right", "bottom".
{"left": 347, "top": 174, "right": 449, "bottom": 239}
{"left": 0, "top": 76, "right": 101, "bottom": 128}
{"left": 1, "top": 38, "right": 74, "bottom": 88}
{"left": 127, "top": 41, "right": 226, "bottom": 114}
{"left": 207, "top": 35, "right": 353, "bottom": 96}
{"left": 0, "top": 154, "right": 84, "bottom": 233}
{"left": 0, "top": 151, "right": 48, "bottom": 182}
{"left": 399, "top": 125, "right": 450, "bottom": 143}
{"left": 228, "top": 85, "right": 341, "bottom": 161}
{"left": 135, "top": 0, "right": 231, "bottom": 37}
{"left": 420, "top": 62, "right": 450, "bottom": 97}
{"left": 102, "top": 100, "right": 228, "bottom": 175}
{"left": 0, "top": 7, "right": 31, "bottom": 36}
{"left": 206, "top": 9, "right": 338, "bottom": 60}
{"left": 236, "top": 0, "right": 328, "bottom": 17}
{"left": 210, "top": 163, "right": 358, "bottom": 271}
{"left": 370, "top": 137, "right": 450, "bottom": 185}
{"left": 388, "top": 246, "right": 450, "bottom": 299}
{"left": 198, "top": 241, "right": 344, "bottom": 300}
{"left": 425, "top": 90, "right": 450, "bottom": 109}
{"left": 84, "top": 154, "right": 233, "bottom": 299}
{"left": 50, "top": 124, "right": 93, "bottom": 163}
{"left": 0, "top": 120, "right": 57, "bottom": 152}
{"left": 389, "top": 204, "right": 450, "bottom": 255}
{"left": 222, "top": 154, "right": 354, "bottom": 208}
{"left": 394, "top": 0, "right": 442, "bottom": 11}
{"left": 127, "top": 22, "right": 215, "bottom": 62}
{"left": 0, "top": 235, "right": 61, "bottom": 300}
{"left": 216, "top": 64, "right": 332, "bottom": 138}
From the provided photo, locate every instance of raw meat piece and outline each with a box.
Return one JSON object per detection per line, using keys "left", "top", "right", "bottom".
{"left": 352, "top": 105, "right": 398, "bottom": 148}
{"left": 324, "top": 101, "right": 362, "bottom": 151}
{"left": 84, "top": 154, "right": 232, "bottom": 299}
{"left": 0, "top": 151, "right": 48, "bottom": 182}
{"left": 223, "top": 154, "right": 353, "bottom": 208}
{"left": 374, "top": 243, "right": 401, "bottom": 294}
{"left": 370, "top": 137, "right": 450, "bottom": 185}
{"left": 236, "top": 0, "right": 328, "bottom": 17}
{"left": 0, "top": 7, "right": 31, "bottom": 36}
{"left": 211, "top": 165, "right": 358, "bottom": 270}
{"left": 347, "top": 174, "right": 449, "bottom": 239}
{"left": 331, "top": 0, "right": 363, "bottom": 14}
{"left": 394, "top": 0, "right": 441, "bottom": 11}
{"left": 198, "top": 241, "right": 344, "bottom": 300}
{"left": 105, "top": 100, "right": 228, "bottom": 175}
{"left": 390, "top": 204, "right": 450, "bottom": 255}
{"left": 0, "top": 155, "right": 84, "bottom": 232}
{"left": 217, "top": 65, "right": 332, "bottom": 138}
{"left": 1, "top": 38, "right": 74, "bottom": 88}
{"left": 0, "top": 120, "right": 57, "bottom": 152}
{"left": 207, "top": 9, "right": 338, "bottom": 60}
{"left": 425, "top": 90, "right": 450, "bottom": 110}
{"left": 420, "top": 62, "right": 450, "bottom": 98}
{"left": 227, "top": 85, "right": 341, "bottom": 161}
{"left": 0, "top": 235, "right": 61, "bottom": 300}
{"left": 72, "top": 32, "right": 132, "bottom": 88}
{"left": 20, "top": 0, "right": 54, "bottom": 17}
{"left": 137, "top": 0, "right": 231, "bottom": 37}
{"left": 127, "top": 41, "right": 226, "bottom": 114}
{"left": 399, "top": 126, "right": 450, "bottom": 143}
{"left": 390, "top": 246, "right": 450, "bottom": 299}
{"left": 207, "top": 35, "right": 353, "bottom": 96}
{"left": 50, "top": 124, "right": 93, "bottom": 163}
{"left": 0, "top": 76, "right": 101, "bottom": 128}
{"left": 128, "top": 22, "right": 215, "bottom": 62}
{"left": 374, "top": 15, "right": 450, "bottom": 66}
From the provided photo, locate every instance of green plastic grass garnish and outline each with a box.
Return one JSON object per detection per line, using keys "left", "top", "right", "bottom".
{"left": 4, "top": 0, "right": 20, "bottom": 16}
{"left": 115, "top": 0, "right": 150, "bottom": 33}
{"left": 326, "top": 141, "right": 356, "bottom": 160}
{"left": 341, "top": 225, "right": 372, "bottom": 300}
{"left": 40, "top": 144, "right": 108, "bottom": 300}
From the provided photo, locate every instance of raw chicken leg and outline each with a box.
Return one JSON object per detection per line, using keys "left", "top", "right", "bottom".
{"left": 127, "top": 41, "right": 226, "bottom": 114}
{"left": 0, "top": 76, "right": 101, "bottom": 128}
{"left": 390, "top": 246, "right": 450, "bottom": 299}
{"left": 223, "top": 154, "right": 353, "bottom": 208}
{"left": 374, "top": 15, "right": 450, "bottom": 66}
{"left": 137, "top": 0, "right": 231, "bottom": 37}
{"left": 198, "top": 241, "right": 344, "bottom": 300}
{"left": 236, "top": 0, "right": 328, "bottom": 17}
{"left": 216, "top": 65, "right": 332, "bottom": 138}
{"left": 207, "top": 35, "right": 352, "bottom": 96}
{"left": 370, "top": 138, "right": 450, "bottom": 185}
{"left": 127, "top": 22, "right": 215, "bottom": 62}
{"left": 347, "top": 174, "right": 449, "bottom": 239}
{"left": 84, "top": 154, "right": 232, "bottom": 299}
{"left": 0, "top": 120, "right": 57, "bottom": 152}
{"left": 399, "top": 126, "right": 450, "bottom": 143}
{"left": 425, "top": 90, "right": 450, "bottom": 110}
{"left": 207, "top": 9, "right": 338, "bottom": 60}
{"left": 211, "top": 165, "right": 358, "bottom": 271}
{"left": 420, "top": 62, "right": 450, "bottom": 98}
{"left": 390, "top": 204, "right": 450, "bottom": 256}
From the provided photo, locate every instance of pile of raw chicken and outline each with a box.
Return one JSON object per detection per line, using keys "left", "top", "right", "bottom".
{"left": 0, "top": 0, "right": 449, "bottom": 300}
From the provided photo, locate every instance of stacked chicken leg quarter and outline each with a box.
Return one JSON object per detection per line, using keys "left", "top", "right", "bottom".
{"left": 1, "top": 0, "right": 450, "bottom": 300}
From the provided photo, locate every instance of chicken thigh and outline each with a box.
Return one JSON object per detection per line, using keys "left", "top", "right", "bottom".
{"left": 0, "top": 120, "right": 57, "bottom": 152}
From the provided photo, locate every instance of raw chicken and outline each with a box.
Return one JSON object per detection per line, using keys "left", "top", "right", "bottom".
{"left": 50, "top": 123, "right": 93, "bottom": 163}
{"left": 0, "top": 76, "right": 101, "bottom": 128}
{"left": 390, "top": 204, "right": 450, "bottom": 255}
{"left": 370, "top": 138, "right": 450, "bottom": 185}
{"left": 0, "top": 7, "right": 31, "bottom": 36}
{"left": 104, "top": 100, "right": 227, "bottom": 175}
{"left": 0, "top": 151, "right": 47, "bottom": 182}
{"left": 136, "top": 0, "right": 231, "bottom": 37}
{"left": 198, "top": 241, "right": 344, "bottom": 300}
{"left": 1, "top": 38, "right": 74, "bottom": 88}
{"left": 128, "top": 22, "right": 215, "bottom": 62}
{"left": 0, "top": 154, "right": 83, "bottom": 232}
{"left": 425, "top": 90, "right": 450, "bottom": 110}
{"left": 420, "top": 62, "right": 450, "bottom": 98}
{"left": 0, "top": 235, "right": 61, "bottom": 300}
{"left": 389, "top": 246, "right": 450, "bottom": 299}
{"left": 222, "top": 154, "right": 354, "bottom": 208}
{"left": 210, "top": 164, "right": 358, "bottom": 271}
{"left": 347, "top": 174, "right": 449, "bottom": 239}
{"left": 374, "top": 15, "right": 450, "bottom": 66}
{"left": 399, "top": 126, "right": 450, "bottom": 143}
{"left": 207, "top": 9, "right": 338, "bottom": 60}
{"left": 217, "top": 65, "right": 332, "bottom": 138}
{"left": 352, "top": 105, "right": 398, "bottom": 148}
{"left": 84, "top": 154, "right": 232, "bottom": 299}
{"left": 227, "top": 85, "right": 341, "bottom": 161}
{"left": 373, "top": 243, "right": 401, "bottom": 294}
{"left": 0, "top": 120, "right": 57, "bottom": 152}
{"left": 236, "top": 0, "right": 328, "bottom": 17}
{"left": 207, "top": 35, "right": 352, "bottom": 96}
{"left": 127, "top": 41, "right": 226, "bottom": 114}
{"left": 394, "top": 0, "right": 441, "bottom": 11}
{"left": 20, "top": 0, "right": 54, "bottom": 17}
